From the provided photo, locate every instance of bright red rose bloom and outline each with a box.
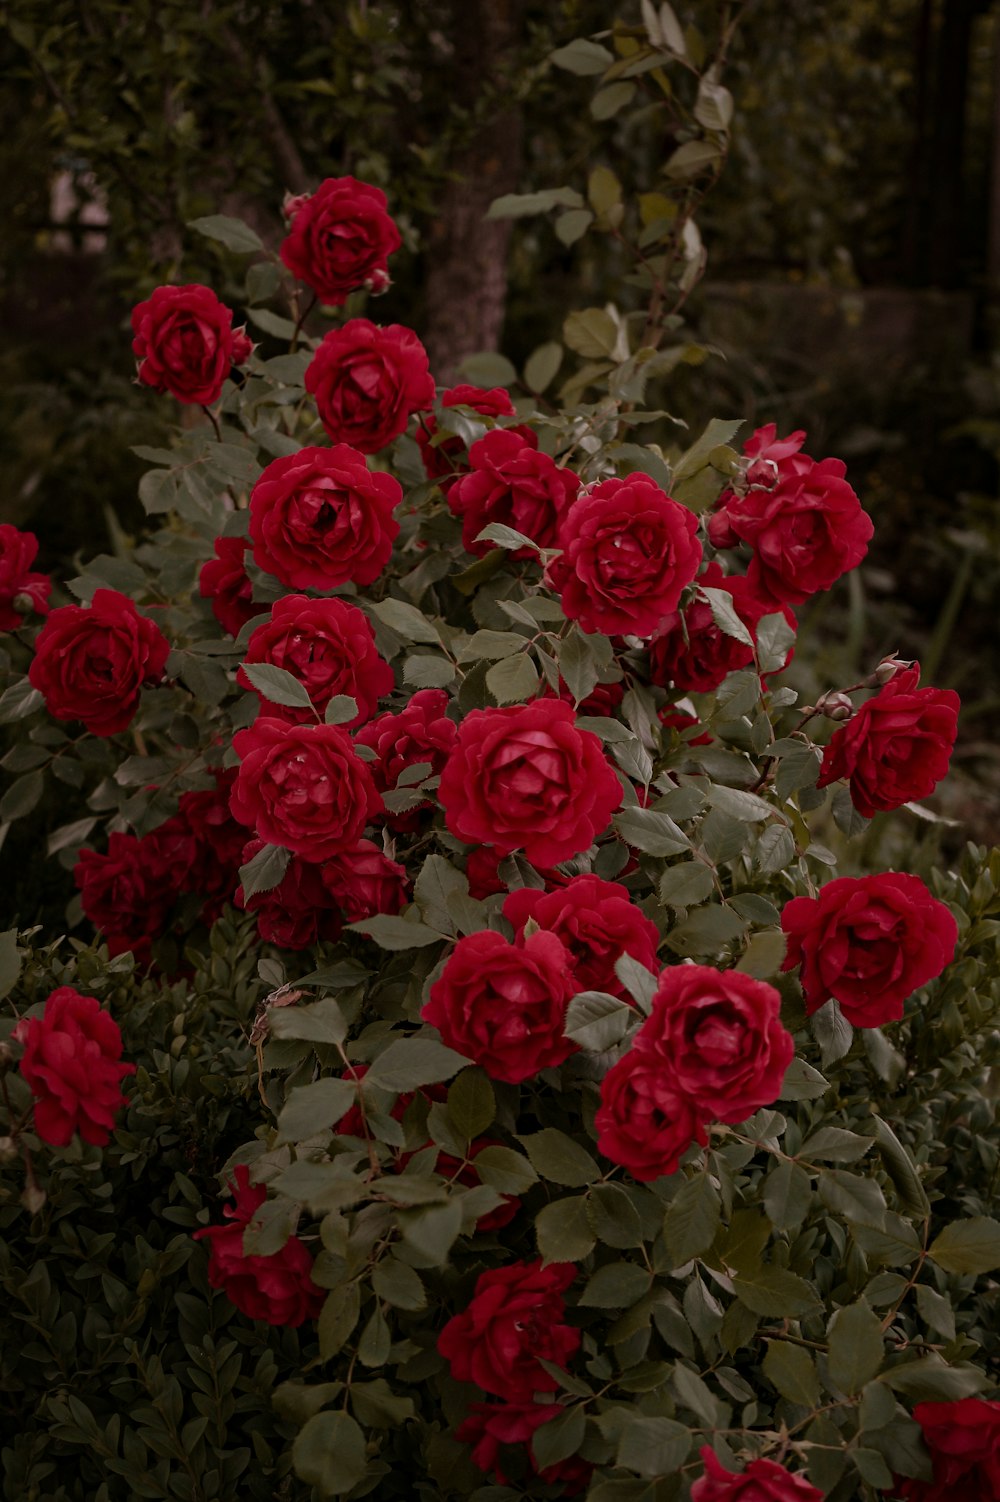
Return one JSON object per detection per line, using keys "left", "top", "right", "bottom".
{"left": 781, "top": 872, "right": 958, "bottom": 1027}
{"left": 29, "top": 588, "right": 170, "bottom": 736}
{"left": 438, "top": 700, "right": 622, "bottom": 868}
{"left": 448, "top": 429, "right": 579, "bottom": 557}
{"left": 595, "top": 1049, "right": 707, "bottom": 1181}
{"left": 354, "top": 688, "right": 458, "bottom": 832}
{"left": 648, "top": 561, "right": 794, "bottom": 694}
{"left": 503, "top": 874, "right": 659, "bottom": 999}
{"left": 238, "top": 594, "right": 393, "bottom": 726}
{"left": 708, "top": 448, "right": 873, "bottom": 608}
{"left": 235, "top": 839, "right": 344, "bottom": 949}
{"left": 457, "top": 1400, "right": 592, "bottom": 1492}
{"left": 437, "top": 1259, "right": 580, "bottom": 1400}
{"left": 305, "top": 318, "right": 435, "bottom": 453}
{"left": 230, "top": 717, "right": 382, "bottom": 861}
{"left": 193, "top": 1165, "right": 323, "bottom": 1328}
{"left": 550, "top": 474, "right": 702, "bottom": 638}
{"left": 422, "top": 929, "right": 577, "bottom": 1084}
{"left": 199, "top": 536, "right": 267, "bottom": 638}
{"left": 321, "top": 838, "right": 409, "bottom": 921}
{"left": 15, "top": 988, "right": 134, "bottom": 1147}
{"left": 691, "top": 1446, "right": 824, "bottom": 1502}
{"left": 75, "top": 824, "right": 195, "bottom": 963}
{"left": 892, "top": 1399, "right": 1000, "bottom": 1501}
{"left": 416, "top": 384, "right": 523, "bottom": 484}
{"left": 249, "top": 444, "right": 401, "bottom": 590}
{"left": 636, "top": 964, "right": 794, "bottom": 1123}
{"left": 280, "top": 175, "right": 401, "bottom": 304}
{"left": 130, "top": 284, "right": 252, "bottom": 405}
{"left": 816, "top": 663, "right": 959, "bottom": 818}
{"left": 0, "top": 525, "right": 50, "bottom": 630}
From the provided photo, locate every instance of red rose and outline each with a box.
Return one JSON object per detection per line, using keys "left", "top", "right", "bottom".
{"left": 0, "top": 525, "right": 50, "bottom": 630}
{"left": 892, "top": 1399, "right": 1000, "bottom": 1501}
{"left": 422, "top": 930, "right": 577, "bottom": 1083}
{"left": 176, "top": 769, "right": 249, "bottom": 925}
{"left": 448, "top": 429, "right": 579, "bottom": 557}
{"left": 594, "top": 1049, "right": 707, "bottom": 1181}
{"left": 708, "top": 449, "right": 873, "bottom": 607}
{"left": 648, "top": 561, "right": 794, "bottom": 694}
{"left": 550, "top": 474, "right": 702, "bottom": 637}
{"left": 691, "top": 1446, "right": 824, "bottom": 1501}
{"left": 238, "top": 594, "right": 393, "bottom": 726}
{"left": 130, "top": 284, "right": 252, "bottom": 406}
{"left": 636, "top": 964, "right": 795, "bottom": 1123}
{"left": 781, "top": 873, "right": 958, "bottom": 1027}
{"left": 321, "top": 838, "right": 409, "bottom": 921}
{"left": 659, "top": 707, "right": 714, "bottom": 746}
{"left": 199, "top": 536, "right": 267, "bottom": 638}
{"left": 416, "top": 384, "right": 522, "bottom": 483}
{"left": 457, "top": 1400, "right": 591, "bottom": 1492}
{"left": 248, "top": 444, "right": 401, "bottom": 590}
{"left": 541, "top": 676, "right": 625, "bottom": 717}
{"left": 15, "top": 987, "right": 134, "bottom": 1147}
{"left": 193, "top": 1165, "right": 323, "bottom": 1328}
{"left": 280, "top": 175, "right": 401, "bottom": 304}
{"left": 437, "top": 1259, "right": 580, "bottom": 1400}
{"left": 305, "top": 318, "right": 435, "bottom": 454}
{"left": 816, "top": 663, "right": 960, "bottom": 818}
{"left": 503, "top": 874, "right": 659, "bottom": 998}
{"left": 235, "top": 839, "right": 344, "bottom": 949}
{"left": 29, "top": 588, "right": 170, "bottom": 736}
{"left": 464, "top": 845, "right": 570, "bottom": 898}
{"left": 230, "top": 717, "right": 382, "bottom": 861}
{"left": 354, "top": 688, "right": 458, "bottom": 832}
{"left": 75, "top": 825, "right": 195, "bottom": 963}
{"left": 438, "top": 700, "right": 622, "bottom": 868}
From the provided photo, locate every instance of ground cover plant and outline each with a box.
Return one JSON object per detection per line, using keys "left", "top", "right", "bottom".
{"left": 1, "top": 8, "right": 999, "bottom": 1501}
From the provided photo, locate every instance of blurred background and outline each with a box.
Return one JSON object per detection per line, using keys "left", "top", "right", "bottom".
{"left": 2, "top": 0, "right": 998, "bottom": 844}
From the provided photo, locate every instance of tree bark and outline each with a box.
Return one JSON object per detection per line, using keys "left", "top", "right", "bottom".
{"left": 422, "top": 0, "right": 525, "bottom": 383}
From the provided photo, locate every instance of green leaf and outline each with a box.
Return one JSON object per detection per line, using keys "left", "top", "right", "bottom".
{"left": 276, "top": 1078, "right": 358, "bottom": 1142}
{"left": 350, "top": 1378, "right": 415, "bottom": 1428}
{"left": 915, "top": 1284, "right": 956, "bottom": 1341}
{"left": 0, "top": 678, "right": 44, "bottom": 724}
{"left": 474, "top": 1146, "right": 539, "bottom": 1195}
{"left": 369, "top": 597, "right": 442, "bottom": 645}
{"left": 403, "top": 655, "right": 455, "bottom": 689}
{"left": 615, "top": 806, "right": 689, "bottom": 856}
{"left": 446, "top": 1069, "right": 496, "bottom": 1140}
{"left": 674, "top": 419, "right": 743, "bottom": 482}
{"left": 810, "top": 999, "right": 854, "bottom": 1068}
{"left": 695, "top": 79, "right": 734, "bottom": 131}
{"left": 292, "top": 1410, "right": 366, "bottom": 1496}
{"left": 458, "top": 352, "right": 518, "bottom": 388}
{"left": 371, "top": 1257, "right": 426, "bottom": 1311}
{"left": 317, "top": 1282, "right": 361, "bottom": 1359}
{"left": 536, "top": 1195, "right": 597, "bottom": 1264}
{"left": 764, "top": 1340, "right": 820, "bottom": 1407}
{"left": 659, "top": 861, "right": 715, "bottom": 909}
{"left": 700, "top": 588, "right": 754, "bottom": 648}
{"left": 559, "top": 627, "right": 612, "bottom": 704}
{"left": 827, "top": 1301, "right": 884, "bottom": 1394}
{"left": 616, "top": 1415, "right": 691, "bottom": 1477}
{"left": 487, "top": 187, "right": 585, "bottom": 218}
{"left": 188, "top": 214, "right": 263, "bottom": 254}
{"left": 556, "top": 208, "right": 594, "bottom": 246}
{"left": 486, "top": 653, "right": 539, "bottom": 705}
{"left": 763, "top": 1160, "right": 813, "bottom": 1230}
{"left": 473, "top": 522, "right": 541, "bottom": 552}
{"left": 268, "top": 998, "right": 348, "bottom": 1047}
{"left": 239, "top": 842, "right": 290, "bottom": 899}
{"left": 579, "top": 1262, "right": 651, "bottom": 1307}
{"left": 664, "top": 1175, "right": 721, "bottom": 1265}
{"left": 397, "top": 1199, "right": 463, "bottom": 1262}
{"left": 882, "top": 1359, "right": 991, "bottom": 1402}
{"left": 614, "top": 954, "right": 658, "bottom": 1011}
{"left": 591, "top": 81, "right": 637, "bottom": 119}
{"left": 531, "top": 1406, "right": 586, "bottom": 1471}
{"left": 732, "top": 1268, "right": 819, "bottom": 1318}
{"left": 519, "top": 1129, "right": 601, "bottom": 1187}
{"left": 550, "top": 37, "right": 615, "bottom": 73}
{"left": 666, "top": 903, "right": 747, "bottom": 955}
{"left": 366, "top": 1036, "right": 470, "bottom": 1091}
{"left": 358, "top": 1304, "right": 391, "bottom": 1366}
{"left": 47, "top": 815, "right": 99, "bottom": 857}
{"left": 800, "top": 1127, "right": 874, "bottom": 1163}
{"left": 0, "top": 929, "right": 21, "bottom": 1002}
{"left": 736, "top": 929, "right": 787, "bottom": 978}
{"left": 247, "top": 307, "right": 298, "bottom": 340}
{"left": 870, "top": 1116, "right": 930, "bottom": 1218}
{"left": 928, "top": 1216, "right": 1000, "bottom": 1275}
{"left": 458, "top": 629, "right": 528, "bottom": 662}
{"left": 663, "top": 140, "right": 722, "bottom": 179}
{"left": 852, "top": 1218, "right": 922, "bottom": 1266}
{"left": 778, "top": 1058, "right": 830, "bottom": 1101}
{"left": 757, "top": 612, "right": 798, "bottom": 675}
{"left": 0, "top": 769, "right": 44, "bottom": 821}
{"left": 413, "top": 855, "right": 467, "bottom": 936}
{"left": 524, "top": 342, "right": 563, "bottom": 393}
{"left": 346, "top": 914, "right": 443, "bottom": 949}
{"left": 588, "top": 165, "right": 623, "bottom": 217}
{"left": 324, "top": 695, "right": 359, "bottom": 725}
{"left": 588, "top": 1184, "right": 645, "bottom": 1249}
{"left": 563, "top": 308, "right": 620, "bottom": 359}
{"left": 564, "top": 990, "right": 631, "bottom": 1051}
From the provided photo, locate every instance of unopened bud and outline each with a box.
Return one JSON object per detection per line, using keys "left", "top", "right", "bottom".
{"left": 11, "top": 592, "right": 35, "bottom": 617}
{"left": 870, "top": 654, "right": 913, "bottom": 687}
{"left": 0, "top": 1136, "right": 18, "bottom": 1164}
{"left": 364, "top": 269, "right": 391, "bottom": 296}
{"left": 21, "top": 1182, "right": 46, "bottom": 1215}
{"left": 282, "top": 189, "right": 310, "bottom": 222}
{"left": 816, "top": 690, "right": 854, "bottom": 721}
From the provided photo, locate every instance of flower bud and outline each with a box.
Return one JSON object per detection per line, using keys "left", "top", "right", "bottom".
{"left": 870, "top": 655, "right": 914, "bottom": 687}
{"left": 363, "top": 268, "right": 391, "bottom": 296}
{"left": 282, "top": 189, "right": 310, "bottom": 223}
{"left": 21, "top": 1182, "right": 46, "bottom": 1215}
{"left": 11, "top": 592, "right": 35, "bottom": 617}
{"left": 816, "top": 690, "right": 855, "bottom": 722}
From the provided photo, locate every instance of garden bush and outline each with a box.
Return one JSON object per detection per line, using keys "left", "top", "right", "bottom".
{"left": 1, "top": 9, "right": 999, "bottom": 1501}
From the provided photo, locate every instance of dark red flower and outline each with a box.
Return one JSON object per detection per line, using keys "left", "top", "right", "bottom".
{"left": 648, "top": 561, "right": 794, "bottom": 693}
{"left": 0, "top": 525, "right": 50, "bottom": 630}
{"left": 235, "top": 839, "right": 344, "bottom": 950}
{"left": 199, "top": 536, "right": 267, "bottom": 638}
{"left": 448, "top": 429, "right": 579, "bottom": 557}
{"left": 176, "top": 769, "right": 248, "bottom": 925}
{"left": 595, "top": 1048, "right": 707, "bottom": 1181}
{"left": 75, "top": 825, "right": 195, "bottom": 963}
{"left": 691, "top": 1446, "right": 824, "bottom": 1501}
{"left": 503, "top": 874, "right": 659, "bottom": 998}
{"left": 416, "top": 384, "right": 523, "bottom": 484}
{"left": 321, "top": 839, "right": 409, "bottom": 921}
{"left": 305, "top": 318, "right": 435, "bottom": 453}
{"left": 892, "top": 1399, "right": 1000, "bottom": 1501}
{"left": 354, "top": 688, "right": 458, "bottom": 832}
{"left": 280, "top": 175, "right": 401, "bottom": 304}
{"left": 457, "top": 1400, "right": 592, "bottom": 1492}
{"left": 238, "top": 594, "right": 393, "bottom": 725}
{"left": 131, "top": 284, "right": 252, "bottom": 405}
{"left": 437, "top": 1259, "right": 580, "bottom": 1400}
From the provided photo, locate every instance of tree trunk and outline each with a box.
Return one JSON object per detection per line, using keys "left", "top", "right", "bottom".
{"left": 422, "top": 0, "right": 525, "bottom": 383}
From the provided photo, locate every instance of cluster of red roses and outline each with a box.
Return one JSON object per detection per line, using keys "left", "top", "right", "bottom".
{"left": 0, "top": 524, "right": 50, "bottom": 631}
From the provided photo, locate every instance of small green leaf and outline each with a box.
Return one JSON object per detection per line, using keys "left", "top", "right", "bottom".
{"left": 564, "top": 990, "right": 631, "bottom": 1051}
{"left": 663, "top": 1176, "right": 721, "bottom": 1265}
{"left": 536, "top": 1195, "right": 596, "bottom": 1264}
{"left": 550, "top": 37, "right": 615, "bottom": 73}
{"left": 827, "top": 1301, "right": 884, "bottom": 1394}
{"left": 579, "top": 1262, "right": 651, "bottom": 1307}
{"left": 732, "top": 1267, "right": 819, "bottom": 1318}
{"left": 369, "top": 597, "right": 442, "bottom": 645}
{"left": 519, "top": 1129, "right": 601, "bottom": 1188}
{"left": 486, "top": 653, "right": 539, "bottom": 705}
{"left": 371, "top": 1257, "right": 426, "bottom": 1311}
{"left": 615, "top": 806, "right": 689, "bottom": 856}
{"left": 616, "top": 1415, "right": 691, "bottom": 1477}
{"left": 524, "top": 342, "right": 563, "bottom": 393}
{"left": 763, "top": 1160, "right": 813, "bottom": 1230}
{"left": 659, "top": 861, "right": 715, "bottom": 909}
{"left": 239, "top": 842, "right": 290, "bottom": 899}
{"left": 0, "top": 929, "right": 21, "bottom": 1002}
{"left": 268, "top": 998, "right": 348, "bottom": 1047}
{"left": 188, "top": 214, "right": 264, "bottom": 254}
{"left": 324, "top": 695, "right": 359, "bottom": 724}
{"left": 446, "top": 1069, "right": 496, "bottom": 1140}
{"left": 474, "top": 1146, "right": 539, "bottom": 1195}
{"left": 347, "top": 914, "right": 443, "bottom": 949}
{"left": 276, "top": 1078, "right": 357, "bottom": 1142}
{"left": 764, "top": 1339, "right": 820, "bottom": 1407}
{"left": 928, "top": 1216, "right": 1000, "bottom": 1275}
{"left": 292, "top": 1409, "right": 366, "bottom": 1495}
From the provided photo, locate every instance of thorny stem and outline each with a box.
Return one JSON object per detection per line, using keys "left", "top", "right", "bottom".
{"left": 200, "top": 404, "right": 223, "bottom": 442}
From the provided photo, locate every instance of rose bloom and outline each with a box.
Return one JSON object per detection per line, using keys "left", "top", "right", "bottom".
{"left": 892, "top": 1398, "right": 1000, "bottom": 1502}
{"left": 423, "top": 930, "right": 577, "bottom": 1084}
{"left": 354, "top": 688, "right": 458, "bottom": 832}
{"left": 249, "top": 443, "right": 401, "bottom": 590}
{"left": 131, "top": 284, "right": 252, "bottom": 405}
{"left": 29, "top": 588, "right": 170, "bottom": 736}
{"left": 14, "top": 988, "right": 134, "bottom": 1148}
{"left": 659, "top": 706, "right": 714, "bottom": 746}
{"left": 193, "top": 1165, "right": 323, "bottom": 1328}
{"left": 635, "top": 964, "right": 795, "bottom": 1123}
{"left": 816, "top": 663, "right": 960, "bottom": 818}
{"left": 708, "top": 440, "right": 873, "bottom": 607}
{"left": 0, "top": 524, "right": 50, "bottom": 630}
{"left": 280, "top": 175, "right": 401, "bottom": 304}
{"left": 457, "top": 1401, "right": 592, "bottom": 1493}
{"left": 199, "top": 536, "right": 267, "bottom": 638}
{"left": 448, "top": 429, "right": 579, "bottom": 557}
{"left": 438, "top": 700, "right": 622, "bottom": 868}
{"left": 437, "top": 1259, "right": 580, "bottom": 1401}
{"left": 781, "top": 872, "right": 958, "bottom": 1027}
{"left": 595, "top": 1049, "right": 707, "bottom": 1181}
{"left": 463, "top": 844, "right": 569, "bottom": 899}
{"left": 503, "top": 874, "right": 659, "bottom": 999}
{"left": 230, "top": 717, "right": 382, "bottom": 862}
{"left": 648, "top": 561, "right": 794, "bottom": 694}
{"left": 416, "top": 384, "right": 523, "bottom": 484}
{"left": 321, "top": 838, "right": 409, "bottom": 921}
{"left": 305, "top": 318, "right": 435, "bottom": 453}
{"left": 235, "top": 839, "right": 344, "bottom": 950}
{"left": 76, "top": 824, "right": 195, "bottom": 964}
{"left": 550, "top": 474, "right": 702, "bottom": 638}
{"left": 541, "top": 675, "right": 625, "bottom": 717}
{"left": 238, "top": 594, "right": 393, "bottom": 726}
{"left": 691, "top": 1447, "right": 824, "bottom": 1502}
{"left": 176, "top": 769, "right": 249, "bottom": 925}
